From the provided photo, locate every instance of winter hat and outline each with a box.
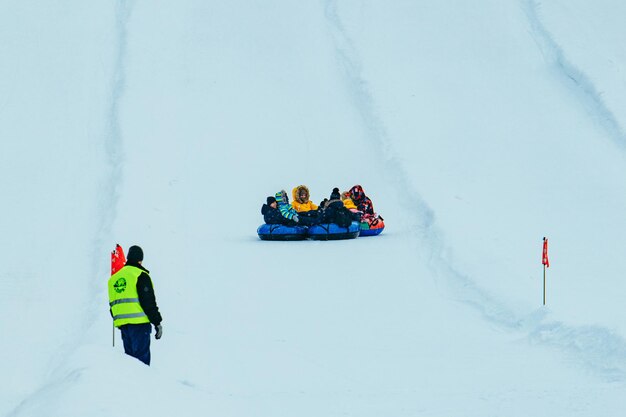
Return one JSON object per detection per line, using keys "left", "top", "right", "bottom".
{"left": 275, "top": 190, "right": 288, "bottom": 204}
{"left": 127, "top": 245, "right": 144, "bottom": 263}
{"left": 330, "top": 187, "right": 341, "bottom": 200}
{"left": 267, "top": 196, "right": 276, "bottom": 205}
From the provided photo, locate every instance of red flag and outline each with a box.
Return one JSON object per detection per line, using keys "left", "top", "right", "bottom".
{"left": 542, "top": 238, "right": 549, "bottom": 268}
{"left": 111, "top": 244, "right": 126, "bottom": 276}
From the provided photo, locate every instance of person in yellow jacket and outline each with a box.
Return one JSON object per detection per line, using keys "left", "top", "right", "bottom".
{"left": 291, "top": 185, "right": 318, "bottom": 212}
{"left": 341, "top": 190, "right": 358, "bottom": 210}
{"left": 108, "top": 245, "right": 162, "bottom": 365}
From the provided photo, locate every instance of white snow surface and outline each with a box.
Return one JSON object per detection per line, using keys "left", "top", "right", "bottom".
{"left": 1, "top": 1, "right": 626, "bottom": 416}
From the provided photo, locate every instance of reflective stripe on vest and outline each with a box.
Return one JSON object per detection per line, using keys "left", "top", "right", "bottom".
{"left": 108, "top": 265, "right": 151, "bottom": 327}
{"left": 109, "top": 298, "right": 140, "bottom": 307}
{"left": 113, "top": 312, "right": 148, "bottom": 320}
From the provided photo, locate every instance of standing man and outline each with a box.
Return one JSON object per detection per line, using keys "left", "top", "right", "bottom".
{"left": 108, "top": 245, "right": 163, "bottom": 365}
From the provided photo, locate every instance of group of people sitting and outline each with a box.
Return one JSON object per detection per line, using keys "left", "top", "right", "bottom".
{"left": 261, "top": 184, "right": 378, "bottom": 228}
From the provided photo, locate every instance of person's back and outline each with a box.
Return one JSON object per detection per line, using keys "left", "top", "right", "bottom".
{"left": 318, "top": 188, "right": 353, "bottom": 227}
{"left": 108, "top": 245, "right": 163, "bottom": 365}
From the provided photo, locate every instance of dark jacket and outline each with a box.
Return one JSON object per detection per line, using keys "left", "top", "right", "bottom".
{"left": 318, "top": 198, "right": 356, "bottom": 225}
{"left": 128, "top": 261, "right": 163, "bottom": 325}
{"left": 262, "top": 203, "right": 291, "bottom": 225}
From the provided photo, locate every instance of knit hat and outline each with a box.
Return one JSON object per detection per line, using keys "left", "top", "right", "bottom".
{"left": 276, "top": 190, "right": 288, "bottom": 204}
{"left": 127, "top": 245, "right": 144, "bottom": 263}
{"left": 330, "top": 187, "right": 341, "bottom": 200}
{"left": 267, "top": 196, "right": 276, "bottom": 205}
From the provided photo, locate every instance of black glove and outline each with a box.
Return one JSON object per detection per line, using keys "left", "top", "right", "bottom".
{"left": 155, "top": 324, "right": 163, "bottom": 340}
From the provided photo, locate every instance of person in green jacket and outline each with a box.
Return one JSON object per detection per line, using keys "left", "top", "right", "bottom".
{"left": 108, "top": 245, "right": 163, "bottom": 365}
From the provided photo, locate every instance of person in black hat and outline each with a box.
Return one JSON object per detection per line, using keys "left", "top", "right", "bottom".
{"left": 261, "top": 196, "right": 288, "bottom": 225}
{"left": 319, "top": 187, "right": 342, "bottom": 210}
{"left": 317, "top": 187, "right": 357, "bottom": 227}
{"left": 108, "top": 245, "right": 163, "bottom": 365}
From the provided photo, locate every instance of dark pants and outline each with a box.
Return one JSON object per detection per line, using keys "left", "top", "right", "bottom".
{"left": 120, "top": 323, "right": 152, "bottom": 365}
{"left": 298, "top": 210, "right": 321, "bottom": 226}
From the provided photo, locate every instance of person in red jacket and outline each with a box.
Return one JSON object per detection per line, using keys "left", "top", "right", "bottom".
{"left": 348, "top": 184, "right": 375, "bottom": 215}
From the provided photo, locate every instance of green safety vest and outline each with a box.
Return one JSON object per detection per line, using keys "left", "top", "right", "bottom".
{"left": 108, "top": 265, "right": 151, "bottom": 327}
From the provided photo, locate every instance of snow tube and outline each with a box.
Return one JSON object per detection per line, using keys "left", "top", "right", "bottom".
{"left": 257, "top": 224, "right": 307, "bottom": 241}
{"left": 307, "top": 221, "right": 360, "bottom": 241}
{"left": 359, "top": 216, "right": 385, "bottom": 237}
{"left": 359, "top": 225, "right": 384, "bottom": 236}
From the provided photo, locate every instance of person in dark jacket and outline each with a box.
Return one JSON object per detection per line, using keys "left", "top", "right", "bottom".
{"left": 108, "top": 245, "right": 163, "bottom": 365}
{"left": 318, "top": 188, "right": 358, "bottom": 226}
{"left": 261, "top": 196, "right": 290, "bottom": 225}
{"left": 266, "top": 192, "right": 320, "bottom": 226}
{"left": 319, "top": 187, "right": 344, "bottom": 211}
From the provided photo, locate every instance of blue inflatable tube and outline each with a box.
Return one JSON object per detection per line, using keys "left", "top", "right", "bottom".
{"left": 307, "top": 221, "right": 360, "bottom": 241}
{"left": 257, "top": 224, "right": 307, "bottom": 241}
{"left": 359, "top": 227, "right": 384, "bottom": 237}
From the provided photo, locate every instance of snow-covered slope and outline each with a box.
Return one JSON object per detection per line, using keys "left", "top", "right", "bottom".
{"left": 1, "top": 1, "right": 625, "bottom": 416}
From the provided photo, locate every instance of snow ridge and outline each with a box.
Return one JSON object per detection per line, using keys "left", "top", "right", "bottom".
{"left": 89, "top": 0, "right": 132, "bottom": 297}
{"left": 436, "top": 260, "right": 626, "bottom": 382}
{"left": 322, "top": 0, "right": 434, "bottom": 236}
{"left": 87, "top": 0, "right": 133, "bottom": 336}
{"left": 96, "top": 0, "right": 133, "bottom": 252}
{"left": 324, "top": 0, "right": 626, "bottom": 382}
{"left": 7, "top": 3, "right": 134, "bottom": 417}
{"left": 529, "top": 321, "right": 626, "bottom": 382}
{"left": 322, "top": 0, "right": 524, "bottom": 328}
{"left": 522, "top": 0, "right": 626, "bottom": 150}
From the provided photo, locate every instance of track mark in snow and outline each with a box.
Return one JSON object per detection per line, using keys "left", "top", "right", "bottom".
{"left": 523, "top": 0, "right": 626, "bottom": 151}
{"left": 322, "top": 0, "right": 434, "bottom": 236}
{"left": 95, "top": 0, "right": 132, "bottom": 254}
{"left": 436, "top": 261, "right": 626, "bottom": 382}
{"left": 7, "top": 3, "right": 134, "bottom": 417}
{"left": 324, "top": 0, "right": 626, "bottom": 382}
{"left": 88, "top": 0, "right": 133, "bottom": 331}
{"left": 90, "top": 0, "right": 131, "bottom": 295}
{"left": 530, "top": 321, "right": 626, "bottom": 382}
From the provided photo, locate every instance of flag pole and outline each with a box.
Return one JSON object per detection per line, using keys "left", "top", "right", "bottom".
{"left": 543, "top": 263, "right": 546, "bottom": 305}
{"left": 110, "top": 243, "right": 125, "bottom": 348}
{"left": 542, "top": 236, "right": 549, "bottom": 306}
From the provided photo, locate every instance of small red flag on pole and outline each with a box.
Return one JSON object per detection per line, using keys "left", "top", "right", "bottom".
{"left": 110, "top": 244, "right": 126, "bottom": 347}
{"left": 542, "top": 237, "right": 549, "bottom": 305}
{"left": 111, "top": 244, "right": 126, "bottom": 276}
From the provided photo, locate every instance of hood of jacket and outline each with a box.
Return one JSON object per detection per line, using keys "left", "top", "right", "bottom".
{"left": 292, "top": 185, "right": 311, "bottom": 204}
{"left": 349, "top": 185, "right": 366, "bottom": 202}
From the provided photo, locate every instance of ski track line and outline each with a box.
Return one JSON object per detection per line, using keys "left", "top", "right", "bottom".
{"left": 522, "top": 0, "right": 626, "bottom": 151}
{"left": 323, "top": 0, "right": 626, "bottom": 382}
{"left": 6, "top": 3, "right": 133, "bottom": 416}
{"left": 91, "top": 0, "right": 130, "bottom": 287}
{"left": 322, "top": 0, "right": 435, "bottom": 235}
